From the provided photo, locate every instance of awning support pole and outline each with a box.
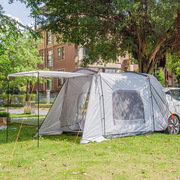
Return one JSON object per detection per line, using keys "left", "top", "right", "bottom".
{"left": 6, "top": 78, "right": 10, "bottom": 143}
{"left": 37, "top": 72, "right": 40, "bottom": 148}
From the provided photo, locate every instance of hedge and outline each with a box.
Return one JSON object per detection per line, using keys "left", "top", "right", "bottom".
{"left": 35, "top": 104, "right": 52, "bottom": 108}
{"left": 3, "top": 104, "right": 24, "bottom": 107}
{"left": 0, "top": 112, "right": 10, "bottom": 117}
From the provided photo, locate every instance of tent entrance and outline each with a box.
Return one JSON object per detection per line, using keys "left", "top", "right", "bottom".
{"left": 60, "top": 76, "right": 92, "bottom": 134}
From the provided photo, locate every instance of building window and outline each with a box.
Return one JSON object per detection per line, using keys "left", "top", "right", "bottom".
{"left": 47, "top": 78, "right": 53, "bottom": 90}
{"left": 62, "top": 47, "right": 65, "bottom": 59}
{"left": 83, "top": 45, "right": 88, "bottom": 56}
{"left": 42, "top": 52, "right": 44, "bottom": 61}
{"left": 47, "top": 31, "right": 52, "bottom": 45}
{"left": 57, "top": 48, "right": 60, "bottom": 60}
{"left": 58, "top": 69, "right": 65, "bottom": 87}
{"left": 47, "top": 50, "right": 53, "bottom": 67}
{"left": 75, "top": 45, "right": 78, "bottom": 57}
{"left": 112, "top": 90, "right": 144, "bottom": 125}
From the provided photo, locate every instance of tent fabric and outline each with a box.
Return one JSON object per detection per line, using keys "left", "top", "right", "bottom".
{"left": 9, "top": 68, "right": 170, "bottom": 143}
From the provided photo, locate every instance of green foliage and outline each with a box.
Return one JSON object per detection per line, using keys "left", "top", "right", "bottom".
{"left": 0, "top": 5, "right": 44, "bottom": 92}
{"left": 23, "top": 0, "right": 180, "bottom": 73}
{"left": 3, "top": 104, "right": 24, "bottom": 107}
{"left": 166, "top": 52, "right": 180, "bottom": 82}
{"left": 24, "top": 106, "right": 32, "bottom": 114}
{"left": 0, "top": 94, "right": 37, "bottom": 105}
{"left": 0, "top": 112, "right": 10, "bottom": 117}
{"left": 35, "top": 104, "right": 52, "bottom": 108}
{"left": 153, "top": 69, "right": 165, "bottom": 87}
{"left": 0, "top": 108, "right": 5, "bottom": 112}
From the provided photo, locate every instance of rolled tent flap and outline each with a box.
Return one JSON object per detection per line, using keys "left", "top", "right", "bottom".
{"left": 8, "top": 71, "right": 87, "bottom": 78}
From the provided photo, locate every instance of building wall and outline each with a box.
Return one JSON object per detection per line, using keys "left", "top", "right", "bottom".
{"left": 37, "top": 31, "right": 77, "bottom": 92}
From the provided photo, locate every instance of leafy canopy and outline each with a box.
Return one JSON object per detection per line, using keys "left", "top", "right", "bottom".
{"left": 20, "top": 0, "right": 180, "bottom": 73}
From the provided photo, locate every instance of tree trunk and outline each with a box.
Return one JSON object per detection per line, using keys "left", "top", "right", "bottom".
{"left": 10, "top": 87, "right": 14, "bottom": 104}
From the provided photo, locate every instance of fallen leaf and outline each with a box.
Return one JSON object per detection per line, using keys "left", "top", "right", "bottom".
{"left": 63, "top": 164, "right": 67, "bottom": 167}
{"left": 146, "top": 135, "right": 151, "bottom": 138}
{"left": 28, "top": 167, "right": 32, "bottom": 170}
{"left": 17, "top": 165, "right": 23, "bottom": 167}
{"left": 51, "top": 153, "right": 56, "bottom": 156}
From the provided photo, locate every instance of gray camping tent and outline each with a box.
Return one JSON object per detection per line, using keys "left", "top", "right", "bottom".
{"left": 35, "top": 69, "right": 170, "bottom": 143}
{"left": 9, "top": 69, "right": 170, "bottom": 143}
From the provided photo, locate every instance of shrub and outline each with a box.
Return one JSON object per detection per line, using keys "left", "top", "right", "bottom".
{"left": 24, "top": 106, "right": 31, "bottom": 114}
{"left": 35, "top": 104, "right": 52, "bottom": 108}
{"left": 27, "top": 94, "right": 37, "bottom": 101}
{"left": 0, "top": 108, "right": 5, "bottom": 112}
{"left": 3, "top": 104, "right": 24, "bottom": 107}
{"left": 0, "top": 112, "right": 10, "bottom": 117}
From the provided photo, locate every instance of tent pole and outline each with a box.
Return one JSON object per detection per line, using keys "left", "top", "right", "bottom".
{"left": 37, "top": 72, "right": 40, "bottom": 148}
{"left": 148, "top": 77, "right": 155, "bottom": 131}
{"left": 6, "top": 77, "right": 10, "bottom": 143}
{"left": 99, "top": 74, "right": 106, "bottom": 136}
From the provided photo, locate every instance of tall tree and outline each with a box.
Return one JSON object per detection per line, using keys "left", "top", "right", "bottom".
{"left": 22, "top": 0, "right": 179, "bottom": 73}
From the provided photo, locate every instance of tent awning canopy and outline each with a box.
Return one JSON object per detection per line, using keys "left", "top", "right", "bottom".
{"left": 8, "top": 71, "right": 88, "bottom": 78}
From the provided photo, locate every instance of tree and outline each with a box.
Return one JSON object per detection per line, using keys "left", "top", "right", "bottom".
{"left": 0, "top": 7, "right": 43, "bottom": 95}
{"left": 0, "top": 3, "right": 39, "bottom": 81}
{"left": 22, "top": 0, "right": 179, "bottom": 73}
{"left": 166, "top": 52, "right": 180, "bottom": 84}
{"left": 0, "top": 30, "right": 44, "bottom": 93}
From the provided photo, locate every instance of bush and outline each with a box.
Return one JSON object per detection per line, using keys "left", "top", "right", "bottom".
{"left": 0, "top": 108, "right": 5, "bottom": 112}
{"left": 24, "top": 107, "right": 31, "bottom": 114}
{"left": 35, "top": 104, "right": 52, "bottom": 108}
{"left": 3, "top": 104, "right": 24, "bottom": 107}
{"left": 27, "top": 94, "right": 37, "bottom": 101}
{"left": 0, "top": 112, "right": 10, "bottom": 117}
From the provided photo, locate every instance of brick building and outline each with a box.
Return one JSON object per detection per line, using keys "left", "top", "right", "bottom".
{"left": 37, "top": 30, "right": 78, "bottom": 92}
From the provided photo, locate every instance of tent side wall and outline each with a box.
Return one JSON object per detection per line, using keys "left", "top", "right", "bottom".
{"left": 149, "top": 75, "right": 169, "bottom": 131}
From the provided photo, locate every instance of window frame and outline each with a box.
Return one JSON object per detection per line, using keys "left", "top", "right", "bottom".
{"left": 47, "top": 50, "right": 53, "bottom": 67}
{"left": 57, "top": 47, "right": 61, "bottom": 61}
{"left": 62, "top": 46, "right": 65, "bottom": 60}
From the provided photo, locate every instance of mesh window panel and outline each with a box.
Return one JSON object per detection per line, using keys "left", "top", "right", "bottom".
{"left": 112, "top": 90, "right": 144, "bottom": 124}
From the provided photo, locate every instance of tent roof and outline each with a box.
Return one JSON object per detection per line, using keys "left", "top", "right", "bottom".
{"left": 8, "top": 71, "right": 88, "bottom": 78}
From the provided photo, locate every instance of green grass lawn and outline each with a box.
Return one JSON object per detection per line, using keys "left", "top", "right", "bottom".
{"left": 10, "top": 114, "right": 45, "bottom": 118}
{"left": 0, "top": 123, "right": 180, "bottom": 179}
